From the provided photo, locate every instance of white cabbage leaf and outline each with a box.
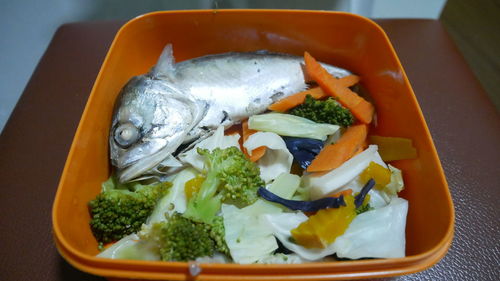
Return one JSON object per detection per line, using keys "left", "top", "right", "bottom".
{"left": 97, "top": 234, "right": 160, "bottom": 261}
{"left": 243, "top": 132, "right": 293, "bottom": 183}
{"left": 256, "top": 253, "right": 308, "bottom": 264}
{"left": 262, "top": 212, "right": 337, "bottom": 261}
{"left": 248, "top": 113, "right": 339, "bottom": 141}
{"left": 178, "top": 126, "right": 240, "bottom": 171}
{"left": 267, "top": 172, "right": 301, "bottom": 199}
{"left": 333, "top": 197, "right": 408, "bottom": 259}
{"left": 303, "top": 145, "right": 382, "bottom": 199}
{"left": 145, "top": 167, "right": 197, "bottom": 225}
{"left": 221, "top": 202, "right": 281, "bottom": 264}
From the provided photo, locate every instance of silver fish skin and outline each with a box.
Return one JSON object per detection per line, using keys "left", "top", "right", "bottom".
{"left": 111, "top": 44, "right": 351, "bottom": 183}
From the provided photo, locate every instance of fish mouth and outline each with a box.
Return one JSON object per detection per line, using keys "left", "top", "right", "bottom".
{"left": 116, "top": 145, "right": 179, "bottom": 183}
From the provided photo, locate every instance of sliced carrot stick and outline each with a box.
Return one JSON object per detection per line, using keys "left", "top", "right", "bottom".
{"left": 338, "top": 75, "right": 360, "bottom": 88}
{"left": 242, "top": 120, "right": 266, "bottom": 162}
{"left": 330, "top": 189, "right": 353, "bottom": 198}
{"left": 352, "top": 139, "right": 368, "bottom": 156}
{"left": 268, "top": 87, "right": 327, "bottom": 112}
{"left": 267, "top": 75, "right": 360, "bottom": 113}
{"left": 352, "top": 145, "right": 364, "bottom": 157}
{"left": 307, "top": 124, "right": 368, "bottom": 172}
{"left": 304, "top": 52, "right": 374, "bottom": 124}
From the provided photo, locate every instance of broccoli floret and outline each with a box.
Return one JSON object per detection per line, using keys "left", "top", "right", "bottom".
{"left": 355, "top": 203, "right": 373, "bottom": 215}
{"left": 143, "top": 147, "right": 261, "bottom": 261}
{"left": 184, "top": 147, "right": 264, "bottom": 224}
{"left": 147, "top": 213, "right": 229, "bottom": 261}
{"left": 88, "top": 177, "right": 170, "bottom": 244}
{"left": 289, "top": 95, "right": 354, "bottom": 127}
{"left": 210, "top": 216, "right": 230, "bottom": 256}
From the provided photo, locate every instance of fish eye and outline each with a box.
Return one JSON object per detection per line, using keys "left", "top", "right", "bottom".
{"left": 114, "top": 123, "right": 140, "bottom": 148}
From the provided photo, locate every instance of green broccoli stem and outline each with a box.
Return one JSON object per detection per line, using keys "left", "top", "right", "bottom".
{"left": 184, "top": 170, "right": 222, "bottom": 224}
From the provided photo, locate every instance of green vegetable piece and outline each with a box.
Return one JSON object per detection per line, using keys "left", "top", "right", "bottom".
{"left": 88, "top": 175, "right": 171, "bottom": 244}
{"left": 355, "top": 203, "right": 373, "bottom": 215}
{"left": 289, "top": 95, "right": 354, "bottom": 127}
{"left": 184, "top": 147, "right": 264, "bottom": 224}
{"left": 149, "top": 213, "right": 228, "bottom": 261}
{"left": 248, "top": 112, "right": 339, "bottom": 141}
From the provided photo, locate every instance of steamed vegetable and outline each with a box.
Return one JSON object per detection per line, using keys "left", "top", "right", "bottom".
{"left": 268, "top": 87, "right": 328, "bottom": 112}
{"left": 354, "top": 179, "right": 375, "bottom": 208}
{"left": 303, "top": 145, "right": 382, "bottom": 200}
{"left": 258, "top": 187, "right": 346, "bottom": 212}
{"left": 88, "top": 176, "right": 171, "bottom": 244}
{"left": 282, "top": 137, "right": 324, "bottom": 169}
{"left": 304, "top": 52, "right": 374, "bottom": 124}
{"left": 360, "top": 162, "right": 392, "bottom": 190}
{"left": 337, "top": 74, "right": 361, "bottom": 87}
{"left": 291, "top": 195, "right": 357, "bottom": 248}
{"left": 184, "top": 147, "right": 264, "bottom": 224}
{"left": 307, "top": 124, "right": 368, "bottom": 172}
{"left": 178, "top": 126, "right": 241, "bottom": 171}
{"left": 385, "top": 164, "right": 405, "bottom": 195}
{"left": 267, "top": 74, "right": 360, "bottom": 113}
{"left": 243, "top": 131, "right": 293, "bottom": 183}
{"left": 333, "top": 198, "right": 408, "bottom": 259}
{"left": 267, "top": 173, "right": 301, "bottom": 200}
{"left": 289, "top": 95, "right": 354, "bottom": 127}
{"left": 146, "top": 168, "right": 196, "bottom": 225}
{"left": 256, "top": 253, "right": 307, "bottom": 264}
{"left": 222, "top": 203, "right": 279, "bottom": 264}
{"left": 262, "top": 212, "right": 337, "bottom": 260}
{"left": 369, "top": 135, "right": 417, "bottom": 161}
{"left": 97, "top": 234, "right": 160, "bottom": 260}
{"left": 184, "top": 174, "right": 205, "bottom": 201}
{"left": 242, "top": 119, "right": 266, "bottom": 162}
{"left": 143, "top": 213, "right": 228, "bottom": 261}
{"left": 248, "top": 113, "right": 339, "bottom": 141}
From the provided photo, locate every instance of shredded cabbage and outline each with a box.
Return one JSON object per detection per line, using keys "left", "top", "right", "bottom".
{"left": 145, "top": 167, "right": 197, "bottom": 225}
{"left": 333, "top": 198, "right": 408, "bottom": 259}
{"left": 222, "top": 203, "right": 279, "bottom": 264}
{"left": 248, "top": 113, "right": 339, "bottom": 141}
{"left": 178, "top": 126, "right": 240, "bottom": 171}
{"left": 267, "top": 173, "right": 301, "bottom": 200}
{"left": 262, "top": 212, "right": 337, "bottom": 261}
{"left": 243, "top": 132, "right": 293, "bottom": 183}
{"left": 97, "top": 234, "right": 160, "bottom": 261}
{"left": 256, "top": 253, "right": 307, "bottom": 264}
{"left": 303, "top": 145, "right": 382, "bottom": 199}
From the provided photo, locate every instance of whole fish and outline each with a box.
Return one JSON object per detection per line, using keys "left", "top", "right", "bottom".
{"left": 110, "top": 44, "right": 351, "bottom": 182}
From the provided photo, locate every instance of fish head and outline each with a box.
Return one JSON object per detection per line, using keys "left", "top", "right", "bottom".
{"left": 110, "top": 75, "right": 202, "bottom": 182}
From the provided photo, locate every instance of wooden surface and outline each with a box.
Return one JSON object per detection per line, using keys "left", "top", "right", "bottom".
{"left": 441, "top": 0, "right": 500, "bottom": 110}
{"left": 0, "top": 19, "right": 499, "bottom": 281}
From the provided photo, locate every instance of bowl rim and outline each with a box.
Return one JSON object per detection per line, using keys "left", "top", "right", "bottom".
{"left": 52, "top": 8, "right": 455, "bottom": 280}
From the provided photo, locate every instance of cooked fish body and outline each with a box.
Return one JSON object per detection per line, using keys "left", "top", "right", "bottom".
{"left": 110, "top": 45, "right": 350, "bottom": 182}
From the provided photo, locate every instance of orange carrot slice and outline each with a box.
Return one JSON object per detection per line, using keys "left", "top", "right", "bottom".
{"left": 330, "top": 189, "right": 353, "bottom": 198}
{"left": 338, "top": 75, "right": 360, "bottom": 88}
{"left": 267, "top": 75, "right": 360, "bottom": 113}
{"left": 268, "top": 87, "right": 327, "bottom": 112}
{"left": 304, "top": 52, "right": 374, "bottom": 124}
{"left": 307, "top": 124, "right": 368, "bottom": 172}
{"left": 242, "top": 120, "right": 266, "bottom": 162}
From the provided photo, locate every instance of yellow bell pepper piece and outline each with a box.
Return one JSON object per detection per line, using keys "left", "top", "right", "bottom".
{"left": 291, "top": 195, "right": 357, "bottom": 249}
{"left": 360, "top": 161, "right": 391, "bottom": 190}
{"left": 369, "top": 135, "right": 417, "bottom": 162}
{"left": 184, "top": 175, "right": 205, "bottom": 200}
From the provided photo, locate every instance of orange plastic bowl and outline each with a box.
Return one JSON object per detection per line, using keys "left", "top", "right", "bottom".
{"left": 52, "top": 10, "right": 454, "bottom": 280}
